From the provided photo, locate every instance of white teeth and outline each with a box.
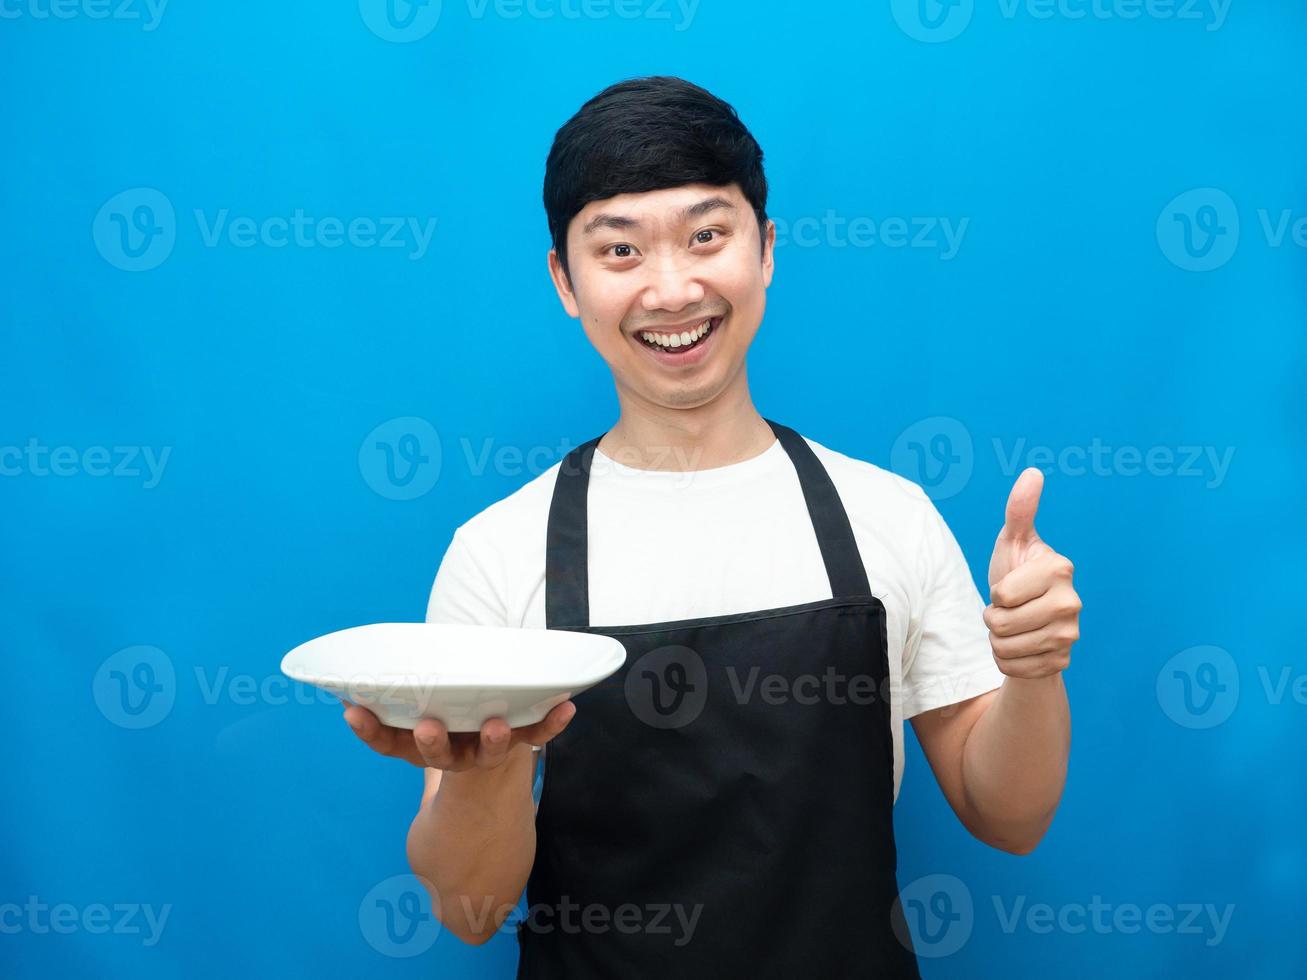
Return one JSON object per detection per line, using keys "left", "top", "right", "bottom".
{"left": 640, "top": 318, "right": 714, "bottom": 349}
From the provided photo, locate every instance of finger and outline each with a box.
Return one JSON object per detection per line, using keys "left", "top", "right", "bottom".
{"left": 342, "top": 702, "right": 380, "bottom": 738}
{"left": 411, "top": 717, "right": 464, "bottom": 769}
{"left": 983, "top": 587, "right": 1082, "bottom": 637}
{"left": 1001, "top": 467, "right": 1045, "bottom": 543}
{"left": 344, "top": 705, "right": 424, "bottom": 766}
{"left": 990, "top": 550, "right": 1073, "bottom": 607}
{"left": 512, "top": 700, "right": 577, "bottom": 749}
{"left": 990, "top": 619, "right": 1080, "bottom": 660}
{"left": 473, "top": 717, "right": 513, "bottom": 769}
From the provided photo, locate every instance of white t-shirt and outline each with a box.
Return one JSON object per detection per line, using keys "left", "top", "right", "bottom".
{"left": 425, "top": 432, "right": 1005, "bottom": 802}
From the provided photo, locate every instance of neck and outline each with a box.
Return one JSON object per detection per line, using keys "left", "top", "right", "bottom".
{"left": 598, "top": 370, "right": 776, "bottom": 472}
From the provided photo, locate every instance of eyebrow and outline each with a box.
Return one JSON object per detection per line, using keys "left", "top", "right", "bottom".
{"left": 581, "top": 195, "right": 738, "bottom": 237}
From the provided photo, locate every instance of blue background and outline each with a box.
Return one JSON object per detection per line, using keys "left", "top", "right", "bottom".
{"left": 3, "top": 0, "right": 1303, "bottom": 976}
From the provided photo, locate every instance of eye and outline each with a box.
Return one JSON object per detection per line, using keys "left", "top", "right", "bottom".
{"left": 692, "top": 228, "right": 725, "bottom": 246}
{"left": 605, "top": 243, "right": 638, "bottom": 258}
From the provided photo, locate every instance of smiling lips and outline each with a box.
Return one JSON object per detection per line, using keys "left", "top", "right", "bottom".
{"left": 637, "top": 316, "right": 719, "bottom": 352}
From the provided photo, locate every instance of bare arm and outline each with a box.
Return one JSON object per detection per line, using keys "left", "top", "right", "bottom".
{"left": 912, "top": 676, "right": 1070, "bottom": 854}
{"left": 913, "top": 467, "right": 1078, "bottom": 854}
{"left": 406, "top": 747, "right": 539, "bottom": 944}
{"left": 342, "top": 700, "right": 575, "bottom": 945}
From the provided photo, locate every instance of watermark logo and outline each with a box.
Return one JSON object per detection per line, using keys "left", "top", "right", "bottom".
{"left": 93, "top": 188, "right": 176, "bottom": 272}
{"left": 1156, "top": 188, "right": 1240, "bottom": 272}
{"left": 359, "top": 416, "right": 443, "bottom": 500}
{"left": 93, "top": 645, "right": 177, "bottom": 729}
{"left": 1156, "top": 645, "right": 1239, "bottom": 729}
{"left": 625, "top": 645, "right": 708, "bottom": 729}
{"left": 895, "top": 873, "right": 974, "bottom": 957}
{"left": 359, "top": 0, "right": 443, "bottom": 41}
{"left": 891, "top": 0, "right": 974, "bottom": 42}
{"left": 358, "top": 874, "right": 442, "bottom": 957}
{"left": 891, "top": 416, "right": 974, "bottom": 501}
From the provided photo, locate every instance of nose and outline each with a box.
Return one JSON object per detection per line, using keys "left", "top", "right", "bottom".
{"left": 639, "top": 251, "right": 705, "bottom": 314}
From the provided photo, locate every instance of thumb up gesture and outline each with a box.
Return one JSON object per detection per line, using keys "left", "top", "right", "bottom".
{"left": 985, "top": 468, "right": 1082, "bottom": 679}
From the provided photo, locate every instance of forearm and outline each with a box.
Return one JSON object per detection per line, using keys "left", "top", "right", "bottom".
{"left": 406, "top": 743, "right": 538, "bottom": 944}
{"left": 961, "top": 673, "right": 1070, "bottom": 853}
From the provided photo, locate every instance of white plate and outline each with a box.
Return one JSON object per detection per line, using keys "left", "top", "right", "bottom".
{"left": 280, "top": 622, "right": 626, "bottom": 732}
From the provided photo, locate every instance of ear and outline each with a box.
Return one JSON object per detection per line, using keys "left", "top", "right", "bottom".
{"left": 760, "top": 219, "right": 776, "bottom": 289}
{"left": 547, "top": 248, "right": 581, "bottom": 319}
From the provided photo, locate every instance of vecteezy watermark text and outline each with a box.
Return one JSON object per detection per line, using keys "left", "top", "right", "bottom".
{"left": 771, "top": 212, "right": 969, "bottom": 260}
{"left": 461, "top": 895, "right": 704, "bottom": 947}
{"left": 993, "top": 436, "right": 1234, "bottom": 489}
{"left": 193, "top": 209, "right": 436, "bottom": 259}
{"left": 1, "top": 439, "right": 171, "bottom": 489}
{"left": 991, "top": 895, "right": 1233, "bottom": 946}
{"left": 892, "top": 0, "right": 1231, "bottom": 43}
{"left": 0, "top": 0, "right": 169, "bottom": 30}
{"left": 897, "top": 873, "right": 1235, "bottom": 957}
{"left": 0, "top": 897, "right": 172, "bottom": 947}
{"left": 358, "top": 0, "right": 698, "bottom": 43}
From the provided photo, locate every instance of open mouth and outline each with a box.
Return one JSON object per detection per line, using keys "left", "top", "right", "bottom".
{"left": 633, "top": 316, "right": 722, "bottom": 360}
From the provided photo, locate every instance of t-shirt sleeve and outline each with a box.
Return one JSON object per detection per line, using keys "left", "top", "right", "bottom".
{"left": 424, "top": 526, "right": 510, "bottom": 628}
{"left": 900, "top": 495, "right": 1005, "bottom": 718}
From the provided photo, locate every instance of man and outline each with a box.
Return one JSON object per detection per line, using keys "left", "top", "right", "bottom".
{"left": 341, "top": 76, "right": 1079, "bottom": 977}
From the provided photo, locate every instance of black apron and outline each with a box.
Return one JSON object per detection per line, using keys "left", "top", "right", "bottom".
{"left": 517, "top": 419, "right": 920, "bottom": 979}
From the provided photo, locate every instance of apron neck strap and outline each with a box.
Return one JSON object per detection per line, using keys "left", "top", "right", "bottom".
{"left": 545, "top": 419, "right": 872, "bottom": 630}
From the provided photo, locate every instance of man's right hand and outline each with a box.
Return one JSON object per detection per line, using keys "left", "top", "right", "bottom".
{"left": 340, "top": 698, "right": 577, "bottom": 771}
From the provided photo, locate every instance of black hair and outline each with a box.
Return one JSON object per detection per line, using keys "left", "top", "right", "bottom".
{"left": 543, "top": 75, "right": 769, "bottom": 284}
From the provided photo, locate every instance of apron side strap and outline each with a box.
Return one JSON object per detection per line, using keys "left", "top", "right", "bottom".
{"left": 545, "top": 435, "right": 603, "bottom": 630}
{"left": 765, "top": 419, "right": 874, "bottom": 599}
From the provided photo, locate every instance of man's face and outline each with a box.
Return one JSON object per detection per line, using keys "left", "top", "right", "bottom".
{"left": 548, "top": 182, "right": 775, "bottom": 411}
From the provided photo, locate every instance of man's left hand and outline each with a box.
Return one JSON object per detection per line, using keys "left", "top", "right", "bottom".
{"left": 985, "top": 467, "right": 1082, "bottom": 679}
